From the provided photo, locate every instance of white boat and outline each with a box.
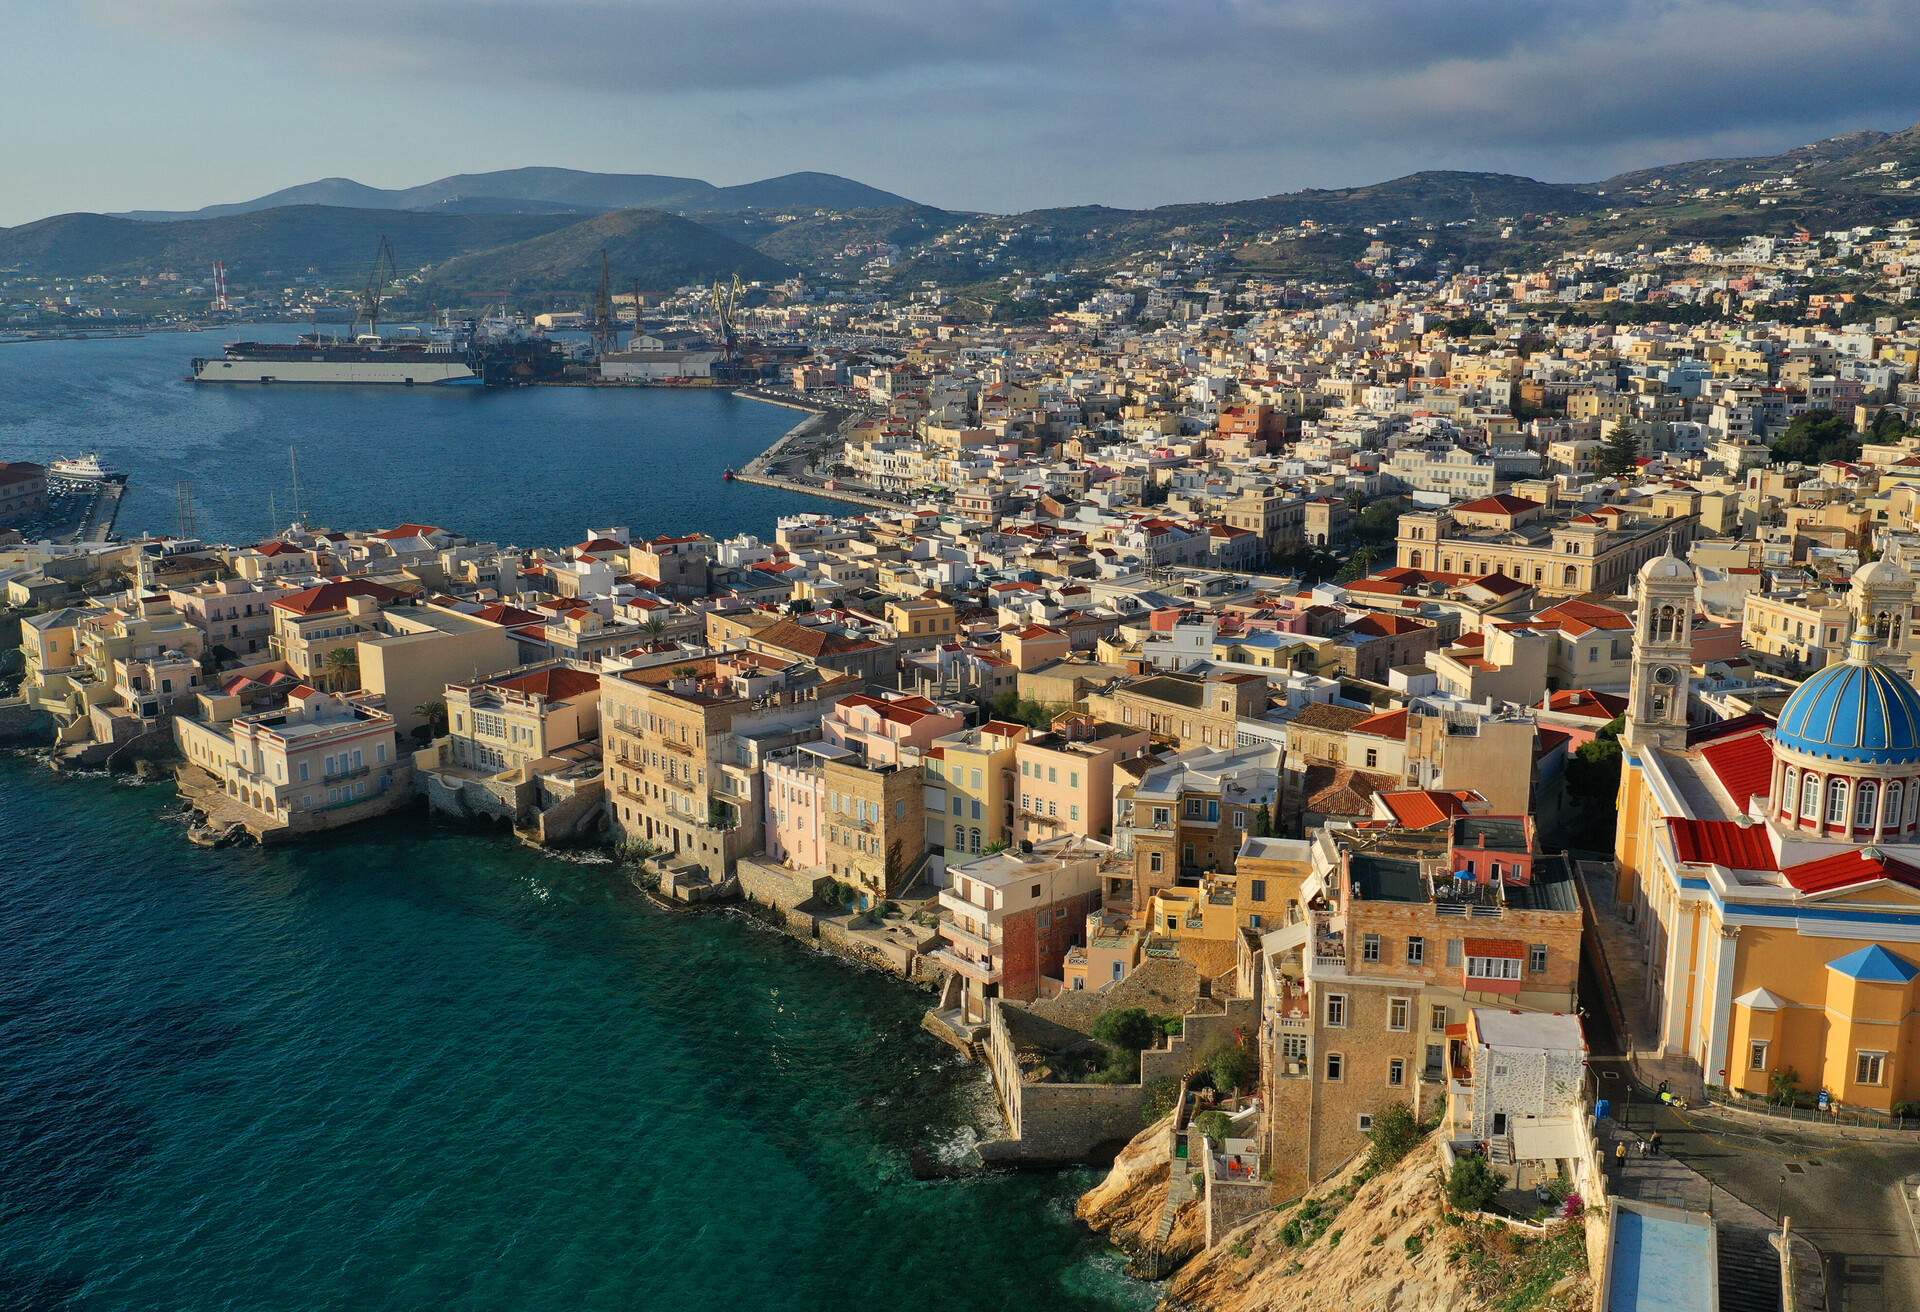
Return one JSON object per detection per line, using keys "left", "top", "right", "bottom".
{"left": 48, "top": 453, "right": 122, "bottom": 482}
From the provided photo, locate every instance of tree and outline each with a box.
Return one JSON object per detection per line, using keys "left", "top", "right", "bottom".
{"left": 415, "top": 700, "right": 448, "bottom": 736}
{"left": 1092, "top": 1006, "right": 1161, "bottom": 1053}
{"left": 1871, "top": 408, "right": 1910, "bottom": 442}
{"left": 1193, "top": 1110, "right": 1233, "bottom": 1146}
{"left": 1364, "top": 1101, "right": 1422, "bottom": 1172}
{"left": 1770, "top": 411, "right": 1859, "bottom": 466}
{"left": 323, "top": 646, "right": 359, "bottom": 690}
{"left": 1446, "top": 1154, "right": 1504, "bottom": 1213}
{"left": 1599, "top": 422, "right": 1644, "bottom": 478}
{"left": 1209, "top": 1038, "right": 1258, "bottom": 1094}
{"left": 640, "top": 615, "right": 667, "bottom": 647}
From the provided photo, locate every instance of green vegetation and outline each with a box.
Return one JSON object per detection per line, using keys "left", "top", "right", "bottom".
{"left": 423, "top": 207, "right": 792, "bottom": 298}
{"left": 1598, "top": 423, "right": 1644, "bottom": 478}
{"left": 1209, "top": 1038, "right": 1258, "bottom": 1094}
{"left": 985, "top": 693, "right": 1069, "bottom": 732}
{"left": 1558, "top": 715, "right": 1624, "bottom": 849}
{"left": 1450, "top": 1217, "right": 1590, "bottom": 1312}
{"left": 1090, "top": 1006, "right": 1172, "bottom": 1083}
{"left": 1769, "top": 410, "right": 1860, "bottom": 466}
{"left": 1193, "top": 1110, "right": 1233, "bottom": 1146}
{"left": 1362, "top": 1102, "right": 1423, "bottom": 1173}
{"left": 1768, "top": 1066, "right": 1803, "bottom": 1106}
{"left": 1140, "top": 1077, "right": 1180, "bottom": 1125}
{"left": 1445, "top": 1154, "right": 1506, "bottom": 1213}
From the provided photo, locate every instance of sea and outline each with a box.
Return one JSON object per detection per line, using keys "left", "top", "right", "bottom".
{"left": 0, "top": 333, "right": 1158, "bottom": 1311}
{"left": 0, "top": 325, "right": 822, "bottom": 548}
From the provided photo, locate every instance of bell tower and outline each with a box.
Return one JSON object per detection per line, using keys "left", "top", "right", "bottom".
{"left": 1851, "top": 556, "right": 1913, "bottom": 678}
{"left": 1624, "top": 550, "right": 1696, "bottom": 753}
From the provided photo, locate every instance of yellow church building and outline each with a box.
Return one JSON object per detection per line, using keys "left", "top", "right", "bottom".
{"left": 1615, "top": 551, "right": 1920, "bottom": 1114}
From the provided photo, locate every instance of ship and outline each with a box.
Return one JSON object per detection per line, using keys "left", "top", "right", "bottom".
{"left": 47, "top": 452, "right": 125, "bottom": 482}
{"left": 191, "top": 328, "right": 482, "bottom": 386}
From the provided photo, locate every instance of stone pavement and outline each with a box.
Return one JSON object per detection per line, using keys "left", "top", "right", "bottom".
{"left": 1579, "top": 858, "right": 1707, "bottom": 1099}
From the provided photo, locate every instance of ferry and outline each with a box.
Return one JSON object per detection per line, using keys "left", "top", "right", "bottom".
{"left": 47, "top": 453, "right": 124, "bottom": 482}
{"left": 191, "top": 329, "right": 481, "bottom": 386}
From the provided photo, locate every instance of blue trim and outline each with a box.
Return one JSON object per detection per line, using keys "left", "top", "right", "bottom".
{"left": 1775, "top": 657, "right": 1920, "bottom": 764}
{"left": 1723, "top": 901, "right": 1920, "bottom": 928}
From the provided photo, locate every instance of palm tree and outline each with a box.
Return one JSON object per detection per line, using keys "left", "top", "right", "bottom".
{"left": 323, "top": 646, "right": 359, "bottom": 691}
{"left": 640, "top": 616, "right": 666, "bottom": 648}
{"left": 415, "top": 699, "right": 448, "bottom": 736}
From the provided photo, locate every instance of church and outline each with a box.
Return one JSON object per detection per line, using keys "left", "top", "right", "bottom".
{"left": 1614, "top": 550, "right": 1920, "bottom": 1113}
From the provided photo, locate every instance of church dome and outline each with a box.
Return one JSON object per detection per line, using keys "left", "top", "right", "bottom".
{"left": 1856, "top": 555, "right": 1908, "bottom": 587}
{"left": 1639, "top": 551, "right": 1692, "bottom": 582}
{"left": 1775, "top": 652, "right": 1920, "bottom": 765}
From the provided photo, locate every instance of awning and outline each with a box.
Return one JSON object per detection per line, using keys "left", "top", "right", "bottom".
{"left": 1464, "top": 936, "right": 1527, "bottom": 958}
{"left": 1512, "top": 1119, "right": 1583, "bottom": 1162}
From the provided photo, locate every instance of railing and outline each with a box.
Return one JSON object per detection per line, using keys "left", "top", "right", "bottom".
{"left": 322, "top": 765, "right": 371, "bottom": 784}
{"left": 1702, "top": 1084, "right": 1920, "bottom": 1132}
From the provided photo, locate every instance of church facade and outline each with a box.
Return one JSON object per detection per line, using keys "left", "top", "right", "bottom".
{"left": 1614, "top": 551, "right": 1920, "bottom": 1113}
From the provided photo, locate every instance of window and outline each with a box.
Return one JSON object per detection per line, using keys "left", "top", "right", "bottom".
{"left": 1325, "top": 1053, "right": 1344, "bottom": 1081}
{"left": 1827, "top": 777, "right": 1848, "bottom": 825}
{"left": 1388, "top": 998, "right": 1410, "bottom": 1031}
{"left": 1069, "top": 805, "right": 1080, "bottom": 822}
{"left": 1152, "top": 806, "right": 1170, "bottom": 826}
{"left": 1430, "top": 1004, "right": 1449, "bottom": 1032}
{"left": 1857, "top": 1050, "right": 1887, "bottom": 1086}
{"left": 1466, "top": 955, "right": 1524, "bottom": 981}
{"left": 1250, "top": 879, "right": 1267, "bottom": 903}
{"left": 1407, "top": 936, "right": 1425, "bottom": 965}
{"left": 1149, "top": 852, "right": 1164, "bottom": 874}
{"left": 1233, "top": 810, "right": 1247, "bottom": 830}
{"left": 1388, "top": 1059, "right": 1406, "bottom": 1087}
{"left": 1356, "top": 1112, "right": 1373, "bottom": 1132}
{"left": 1047, "top": 766, "right": 1057, "bottom": 783}
{"left": 1070, "top": 771, "right": 1079, "bottom": 788}
{"left": 1364, "top": 748, "right": 1378, "bottom": 768}
{"left": 1446, "top": 939, "right": 1463, "bottom": 967}
{"left": 970, "top": 800, "right": 982, "bottom": 820}
{"left": 1528, "top": 944, "right": 1549, "bottom": 974}
{"left": 970, "top": 769, "right": 983, "bottom": 789}
{"left": 1281, "top": 1035, "right": 1308, "bottom": 1064}
{"left": 1362, "top": 934, "right": 1381, "bottom": 963}
{"left": 1856, "top": 781, "right": 1879, "bottom": 829}
{"left": 1325, "top": 993, "right": 1347, "bottom": 1028}
{"left": 1749, "top": 1040, "right": 1770, "bottom": 1072}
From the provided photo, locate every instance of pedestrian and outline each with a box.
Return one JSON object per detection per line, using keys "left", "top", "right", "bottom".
{"left": 1647, "top": 1130, "right": 1662, "bottom": 1157}
{"left": 1615, "top": 1140, "right": 1629, "bottom": 1172}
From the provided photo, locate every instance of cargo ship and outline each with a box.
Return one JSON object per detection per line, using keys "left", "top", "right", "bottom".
{"left": 191, "top": 328, "right": 481, "bottom": 386}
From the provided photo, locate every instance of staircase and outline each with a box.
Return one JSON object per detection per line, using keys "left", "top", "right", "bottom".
{"left": 1715, "top": 1224, "right": 1784, "bottom": 1312}
{"left": 1489, "top": 1133, "right": 1515, "bottom": 1166}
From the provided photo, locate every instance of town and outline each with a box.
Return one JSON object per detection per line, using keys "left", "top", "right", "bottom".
{"left": 8, "top": 208, "right": 1920, "bottom": 1312}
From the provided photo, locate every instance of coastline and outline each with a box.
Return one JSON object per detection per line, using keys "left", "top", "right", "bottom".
{"left": 730, "top": 387, "right": 911, "bottom": 512}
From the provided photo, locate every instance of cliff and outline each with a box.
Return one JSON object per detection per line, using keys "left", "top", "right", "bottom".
{"left": 1076, "top": 1114, "right": 1205, "bottom": 1274}
{"left": 1152, "top": 1138, "right": 1592, "bottom": 1312}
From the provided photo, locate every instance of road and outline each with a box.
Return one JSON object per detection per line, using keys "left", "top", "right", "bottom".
{"left": 1582, "top": 947, "right": 1920, "bottom": 1311}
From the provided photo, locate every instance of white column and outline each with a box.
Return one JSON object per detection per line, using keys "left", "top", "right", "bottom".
{"left": 1875, "top": 779, "right": 1888, "bottom": 845}
{"left": 1705, "top": 926, "right": 1740, "bottom": 1084}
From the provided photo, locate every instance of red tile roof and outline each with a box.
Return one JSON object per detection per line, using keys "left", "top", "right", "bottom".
{"left": 493, "top": 666, "right": 601, "bottom": 701}
{"left": 1546, "top": 689, "right": 1628, "bottom": 720}
{"left": 1377, "top": 788, "right": 1482, "bottom": 829}
{"left": 1454, "top": 494, "right": 1541, "bottom": 516}
{"left": 1668, "top": 817, "right": 1778, "bottom": 871}
{"left": 1352, "top": 708, "right": 1409, "bottom": 740}
{"left": 271, "top": 579, "right": 405, "bottom": 616}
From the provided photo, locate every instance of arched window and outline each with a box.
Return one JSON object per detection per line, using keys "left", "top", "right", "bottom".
{"left": 1856, "top": 780, "right": 1879, "bottom": 829}
{"left": 1409, "top": 550, "right": 1423, "bottom": 569}
{"left": 1907, "top": 779, "right": 1920, "bottom": 826}
{"left": 1827, "top": 777, "right": 1849, "bottom": 826}
{"left": 1889, "top": 782, "right": 1904, "bottom": 831}
{"left": 1782, "top": 766, "right": 1799, "bottom": 815}
{"left": 1877, "top": 611, "right": 1896, "bottom": 644}
{"left": 1565, "top": 564, "right": 1578, "bottom": 586}
{"left": 1801, "top": 772, "right": 1820, "bottom": 819}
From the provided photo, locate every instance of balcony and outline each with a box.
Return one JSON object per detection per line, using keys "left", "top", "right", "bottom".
{"left": 940, "top": 919, "right": 993, "bottom": 955}
{"left": 322, "top": 765, "right": 371, "bottom": 784}
{"left": 938, "top": 887, "right": 988, "bottom": 919}
{"left": 929, "top": 947, "right": 1001, "bottom": 983}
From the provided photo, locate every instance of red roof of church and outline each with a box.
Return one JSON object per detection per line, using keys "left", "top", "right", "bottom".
{"left": 1668, "top": 817, "right": 1778, "bottom": 871}
{"left": 1698, "top": 731, "right": 1775, "bottom": 812}
{"left": 1783, "top": 849, "right": 1920, "bottom": 895}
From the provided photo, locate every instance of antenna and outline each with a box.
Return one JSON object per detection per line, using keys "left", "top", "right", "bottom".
{"left": 288, "top": 447, "right": 305, "bottom": 528}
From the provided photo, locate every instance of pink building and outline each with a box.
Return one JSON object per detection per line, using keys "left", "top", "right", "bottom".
{"left": 763, "top": 744, "right": 830, "bottom": 870}
{"left": 1014, "top": 716, "right": 1152, "bottom": 847}
{"left": 821, "top": 692, "right": 967, "bottom": 766}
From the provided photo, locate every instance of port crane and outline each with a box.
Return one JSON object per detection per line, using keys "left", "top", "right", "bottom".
{"left": 350, "top": 236, "right": 398, "bottom": 338}
{"left": 710, "top": 272, "right": 745, "bottom": 362}
{"left": 590, "top": 249, "right": 616, "bottom": 357}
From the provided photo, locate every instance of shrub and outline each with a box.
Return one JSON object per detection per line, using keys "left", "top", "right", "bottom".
{"left": 1446, "top": 1154, "right": 1504, "bottom": 1214}
{"left": 1364, "top": 1101, "right": 1421, "bottom": 1172}
{"left": 1769, "top": 1067, "right": 1802, "bottom": 1106}
{"left": 1092, "top": 1006, "right": 1161, "bottom": 1052}
{"left": 1140, "top": 1077, "right": 1179, "bottom": 1125}
{"left": 1194, "top": 1110, "right": 1233, "bottom": 1146}
{"left": 1210, "top": 1039, "right": 1258, "bottom": 1094}
{"left": 1562, "top": 1192, "right": 1585, "bottom": 1219}
{"left": 1404, "top": 1233, "right": 1424, "bottom": 1256}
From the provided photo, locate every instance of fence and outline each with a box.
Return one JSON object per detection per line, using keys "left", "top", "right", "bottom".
{"left": 1703, "top": 1084, "right": 1920, "bottom": 1132}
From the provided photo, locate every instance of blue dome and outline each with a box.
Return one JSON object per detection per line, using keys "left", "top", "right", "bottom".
{"left": 1775, "top": 656, "right": 1920, "bottom": 765}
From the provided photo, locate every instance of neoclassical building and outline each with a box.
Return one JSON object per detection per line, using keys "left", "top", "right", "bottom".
{"left": 1614, "top": 551, "right": 1920, "bottom": 1113}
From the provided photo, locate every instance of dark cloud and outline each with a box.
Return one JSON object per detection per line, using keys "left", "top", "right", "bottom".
{"left": 78, "top": 0, "right": 1920, "bottom": 209}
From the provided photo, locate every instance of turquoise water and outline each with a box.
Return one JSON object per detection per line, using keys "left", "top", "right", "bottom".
{"left": 0, "top": 326, "right": 816, "bottom": 547}
{"left": 0, "top": 763, "right": 1154, "bottom": 1311}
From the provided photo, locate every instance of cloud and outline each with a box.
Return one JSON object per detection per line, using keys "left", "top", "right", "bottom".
{"left": 69, "top": 0, "right": 1920, "bottom": 210}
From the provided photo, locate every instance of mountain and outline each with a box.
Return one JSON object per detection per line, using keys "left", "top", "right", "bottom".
{"left": 113, "top": 168, "right": 916, "bottom": 222}
{"left": 420, "top": 208, "right": 793, "bottom": 295}
{"left": 0, "top": 206, "right": 581, "bottom": 278}
{"left": 1596, "top": 128, "right": 1901, "bottom": 196}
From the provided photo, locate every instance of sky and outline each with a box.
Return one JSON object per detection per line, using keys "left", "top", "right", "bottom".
{"left": 5, "top": 0, "right": 1920, "bottom": 227}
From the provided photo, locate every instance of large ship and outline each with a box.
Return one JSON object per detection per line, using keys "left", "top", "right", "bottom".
{"left": 191, "top": 328, "right": 481, "bottom": 386}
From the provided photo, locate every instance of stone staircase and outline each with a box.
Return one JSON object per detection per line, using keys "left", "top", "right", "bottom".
{"left": 1716, "top": 1223, "right": 1784, "bottom": 1312}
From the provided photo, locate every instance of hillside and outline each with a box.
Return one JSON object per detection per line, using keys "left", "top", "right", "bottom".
{"left": 421, "top": 208, "right": 792, "bottom": 295}
{"left": 0, "top": 206, "right": 578, "bottom": 278}
{"left": 115, "top": 167, "right": 916, "bottom": 222}
{"left": 1154, "top": 1137, "right": 1591, "bottom": 1312}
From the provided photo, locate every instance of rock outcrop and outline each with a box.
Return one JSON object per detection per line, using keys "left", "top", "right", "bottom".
{"left": 1108, "top": 1134, "right": 1592, "bottom": 1312}
{"left": 1076, "top": 1114, "right": 1205, "bottom": 1275}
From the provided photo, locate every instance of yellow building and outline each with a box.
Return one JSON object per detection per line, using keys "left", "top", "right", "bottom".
{"left": 924, "top": 721, "right": 1027, "bottom": 858}
{"left": 1614, "top": 551, "right": 1920, "bottom": 1113}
